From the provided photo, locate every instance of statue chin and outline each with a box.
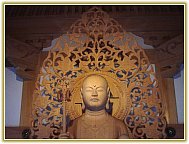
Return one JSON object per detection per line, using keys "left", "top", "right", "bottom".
{"left": 85, "top": 105, "right": 105, "bottom": 111}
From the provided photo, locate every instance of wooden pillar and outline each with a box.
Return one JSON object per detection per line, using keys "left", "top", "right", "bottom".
{"left": 161, "top": 78, "right": 178, "bottom": 124}
{"left": 19, "top": 80, "right": 36, "bottom": 127}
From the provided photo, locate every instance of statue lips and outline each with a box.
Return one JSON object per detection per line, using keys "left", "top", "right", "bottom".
{"left": 90, "top": 98, "right": 99, "bottom": 102}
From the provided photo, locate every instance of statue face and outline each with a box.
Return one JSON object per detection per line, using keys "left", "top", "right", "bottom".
{"left": 81, "top": 75, "right": 109, "bottom": 111}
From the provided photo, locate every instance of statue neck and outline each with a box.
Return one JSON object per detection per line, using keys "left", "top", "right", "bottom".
{"left": 82, "top": 109, "right": 108, "bottom": 125}
{"left": 84, "top": 109, "right": 107, "bottom": 117}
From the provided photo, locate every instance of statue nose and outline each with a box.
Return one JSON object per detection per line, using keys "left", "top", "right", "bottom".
{"left": 91, "top": 89, "right": 98, "bottom": 97}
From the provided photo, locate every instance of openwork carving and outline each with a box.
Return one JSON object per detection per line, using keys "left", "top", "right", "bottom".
{"left": 32, "top": 7, "right": 166, "bottom": 139}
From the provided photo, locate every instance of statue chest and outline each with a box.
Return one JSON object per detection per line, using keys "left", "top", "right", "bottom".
{"left": 75, "top": 117, "right": 118, "bottom": 139}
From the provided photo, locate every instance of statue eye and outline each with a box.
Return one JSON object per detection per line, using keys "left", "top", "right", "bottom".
{"left": 85, "top": 89, "right": 92, "bottom": 92}
{"left": 97, "top": 89, "right": 103, "bottom": 92}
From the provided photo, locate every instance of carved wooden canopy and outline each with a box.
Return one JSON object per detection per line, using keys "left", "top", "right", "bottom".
{"left": 32, "top": 7, "right": 166, "bottom": 139}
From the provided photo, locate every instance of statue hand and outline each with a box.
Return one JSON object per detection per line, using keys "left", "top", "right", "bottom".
{"left": 118, "top": 134, "right": 129, "bottom": 139}
{"left": 59, "top": 132, "right": 70, "bottom": 139}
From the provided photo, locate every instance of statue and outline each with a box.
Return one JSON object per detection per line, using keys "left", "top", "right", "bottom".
{"left": 66, "top": 74, "right": 129, "bottom": 139}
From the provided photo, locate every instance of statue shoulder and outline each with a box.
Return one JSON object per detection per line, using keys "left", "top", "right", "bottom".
{"left": 68, "top": 116, "right": 82, "bottom": 138}
{"left": 111, "top": 116, "right": 129, "bottom": 138}
{"left": 112, "top": 116, "right": 126, "bottom": 127}
{"left": 70, "top": 115, "right": 83, "bottom": 126}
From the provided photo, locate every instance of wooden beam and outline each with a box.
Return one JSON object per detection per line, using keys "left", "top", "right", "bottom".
{"left": 6, "top": 37, "right": 41, "bottom": 80}
{"left": 155, "top": 35, "right": 184, "bottom": 78}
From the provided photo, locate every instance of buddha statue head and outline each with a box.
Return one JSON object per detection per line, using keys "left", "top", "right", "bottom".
{"left": 81, "top": 75, "right": 110, "bottom": 111}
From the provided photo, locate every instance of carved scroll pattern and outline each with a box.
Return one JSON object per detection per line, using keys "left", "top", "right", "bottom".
{"left": 32, "top": 7, "right": 166, "bottom": 139}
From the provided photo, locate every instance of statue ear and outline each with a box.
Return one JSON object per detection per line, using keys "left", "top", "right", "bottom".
{"left": 107, "top": 87, "right": 110, "bottom": 98}
{"left": 80, "top": 88, "right": 83, "bottom": 98}
{"left": 106, "top": 87, "right": 110, "bottom": 109}
{"left": 80, "top": 88, "right": 85, "bottom": 110}
{"left": 80, "top": 87, "right": 85, "bottom": 102}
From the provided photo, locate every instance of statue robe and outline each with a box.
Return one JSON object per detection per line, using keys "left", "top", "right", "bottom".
{"left": 68, "top": 112, "right": 128, "bottom": 139}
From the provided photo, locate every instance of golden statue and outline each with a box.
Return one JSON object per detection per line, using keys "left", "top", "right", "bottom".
{"left": 66, "top": 74, "right": 129, "bottom": 139}
{"left": 31, "top": 7, "right": 166, "bottom": 139}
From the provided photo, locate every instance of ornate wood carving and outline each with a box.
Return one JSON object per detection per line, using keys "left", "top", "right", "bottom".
{"left": 32, "top": 7, "right": 166, "bottom": 139}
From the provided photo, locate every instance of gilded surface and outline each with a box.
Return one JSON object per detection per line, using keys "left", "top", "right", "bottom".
{"left": 32, "top": 7, "right": 166, "bottom": 139}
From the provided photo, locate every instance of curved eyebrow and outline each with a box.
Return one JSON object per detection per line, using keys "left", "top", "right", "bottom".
{"left": 84, "top": 87, "right": 93, "bottom": 89}
{"left": 96, "top": 86, "right": 105, "bottom": 89}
